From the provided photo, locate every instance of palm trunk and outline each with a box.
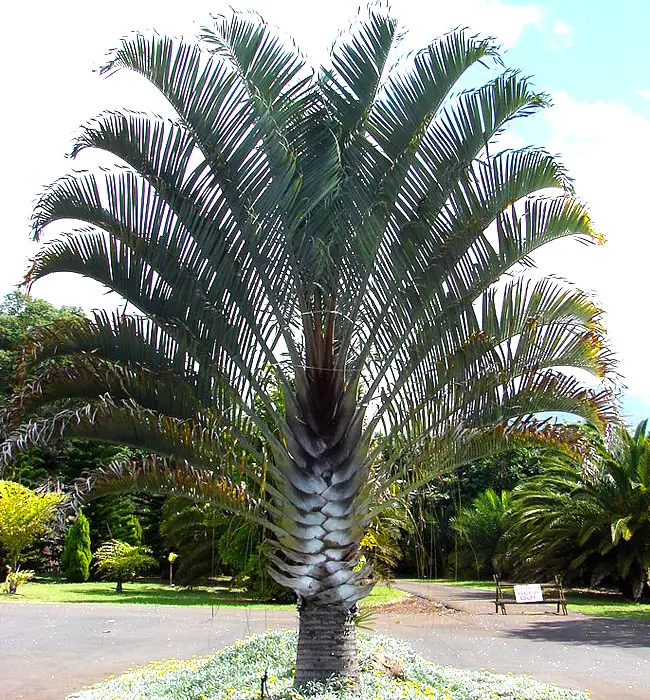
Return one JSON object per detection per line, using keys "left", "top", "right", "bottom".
{"left": 295, "top": 601, "right": 358, "bottom": 684}
{"left": 266, "top": 324, "right": 374, "bottom": 684}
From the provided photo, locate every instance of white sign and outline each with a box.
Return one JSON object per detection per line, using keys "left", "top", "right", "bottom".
{"left": 514, "top": 584, "right": 543, "bottom": 603}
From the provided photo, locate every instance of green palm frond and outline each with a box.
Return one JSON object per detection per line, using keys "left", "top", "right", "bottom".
{"left": 2, "top": 397, "right": 238, "bottom": 471}
{"left": 504, "top": 422, "right": 650, "bottom": 598}
{"left": 368, "top": 418, "right": 587, "bottom": 515}
{"left": 3, "top": 354, "right": 200, "bottom": 423}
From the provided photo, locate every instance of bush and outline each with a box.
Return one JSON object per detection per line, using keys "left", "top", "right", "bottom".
{"left": 219, "top": 524, "right": 295, "bottom": 603}
{"left": 0, "top": 480, "right": 62, "bottom": 577}
{"left": 94, "top": 539, "right": 156, "bottom": 592}
{"left": 504, "top": 421, "right": 650, "bottom": 600}
{"left": 61, "top": 512, "right": 92, "bottom": 582}
{"left": 3, "top": 568, "right": 34, "bottom": 594}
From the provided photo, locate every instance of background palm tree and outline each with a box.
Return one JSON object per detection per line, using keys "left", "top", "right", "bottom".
{"left": 1, "top": 9, "right": 615, "bottom": 681}
{"left": 505, "top": 421, "right": 650, "bottom": 599}
{"left": 449, "top": 488, "right": 511, "bottom": 579}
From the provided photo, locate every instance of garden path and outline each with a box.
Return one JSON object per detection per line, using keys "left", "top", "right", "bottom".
{"left": 389, "top": 580, "right": 650, "bottom": 700}
{"left": 1, "top": 589, "right": 649, "bottom": 700}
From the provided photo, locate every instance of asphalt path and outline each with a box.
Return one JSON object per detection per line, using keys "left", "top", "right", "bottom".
{"left": 390, "top": 581, "right": 650, "bottom": 700}
{"left": 1, "top": 582, "right": 648, "bottom": 700}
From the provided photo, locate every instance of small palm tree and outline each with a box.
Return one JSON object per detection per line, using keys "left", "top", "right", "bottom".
{"left": 450, "top": 488, "right": 511, "bottom": 578}
{"left": 94, "top": 539, "right": 157, "bottom": 592}
{"left": 505, "top": 422, "right": 650, "bottom": 599}
{"left": 1, "top": 9, "right": 615, "bottom": 680}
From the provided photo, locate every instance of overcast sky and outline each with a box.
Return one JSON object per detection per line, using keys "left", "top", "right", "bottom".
{"left": 2, "top": 0, "right": 648, "bottom": 424}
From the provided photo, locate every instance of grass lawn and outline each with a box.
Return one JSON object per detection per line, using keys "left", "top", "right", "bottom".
{"left": 1, "top": 576, "right": 407, "bottom": 608}
{"left": 566, "top": 591, "right": 650, "bottom": 618}
{"left": 401, "top": 577, "right": 650, "bottom": 618}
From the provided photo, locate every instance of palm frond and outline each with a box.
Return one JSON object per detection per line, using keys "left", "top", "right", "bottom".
{"left": 68, "top": 454, "right": 274, "bottom": 528}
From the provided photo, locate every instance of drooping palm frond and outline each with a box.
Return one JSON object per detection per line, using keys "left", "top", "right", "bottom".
{"left": 68, "top": 454, "right": 274, "bottom": 530}
{"left": 3, "top": 7, "right": 618, "bottom": 681}
{"left": 504, "top": 422, "right": 650, "bottom": 599}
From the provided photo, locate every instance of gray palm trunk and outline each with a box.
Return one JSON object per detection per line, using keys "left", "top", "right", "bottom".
{"left": 274, "top": 375, "right": 371, "bottom": 680}
{"left": 0, "top": 9, "right": 616, "bottom": 685}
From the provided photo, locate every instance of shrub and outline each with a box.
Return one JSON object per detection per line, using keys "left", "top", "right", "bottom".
{"left": 61, "top": 512, "right": 92, "bottom": 582}
{"left": 0, "top": 480, "right": 62, "bottom": 582}
{"left": 3, "top": 568, "right": 34, "bottom": 594}
{"left": 504, "top": 421, "right": 650, "bottom": 599}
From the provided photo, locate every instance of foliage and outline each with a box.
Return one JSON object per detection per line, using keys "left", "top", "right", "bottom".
{"left": 61, "top": 511, "right": 92, "bottom": 582}
{"left": 505, "top": 421, "right": 650, "bottom": 600}
{"left": 160, "top": 497, "right": 230, "bottom": 585}
{"left": 401, "top": 447, "right": 543, "bottom": 579}
{"left": 359, "top": 501, "right": 413, "bottom": 581}
{"left": 93, "top": 539, "right": 156, "bottom": 590}
{"left": 1, "top": 8, "right": 616, "bottom": 680}
{"left": 0, "top": 480, "right": 62, "bottom": 571}
{"left": 448, "top": 489, "right": 511, "bottom": 579}
{"left": 219, "top": 521, "right": 295, "bottom": 603}
{"left": 67, "top": 630, "right": 589, "bottom": 700}
{"left": 3, "top": 567, "right": 34, "bottom": 594}
{"left": 0, "top": 291, "right": 81, "bottom": 400}
{"left": 89, "top": 499, "right": 142, "bottom": 547}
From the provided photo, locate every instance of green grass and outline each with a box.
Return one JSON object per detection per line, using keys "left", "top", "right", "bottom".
{"left": 400, "top": 577, "right": 494, "bottom": 590}
{"left": 1, "top": 576, "right": 406, "bottom": 608}
{"left": 361, "top": 585, "right": 409, "bottom": 606}
{"left": 566, "top": 592, "right": 650, "bottom": 618}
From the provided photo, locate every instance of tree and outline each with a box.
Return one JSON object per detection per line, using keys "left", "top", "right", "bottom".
{"left": 94, "top": 539, "right": 156, "bottom": 592}
{"left": 449, "top": 488, "right": 511, "bottom": 579}
{"left": 1, "top": 10, "right": 615, "bottom": 681}
{"left": 0, "top": 291, "right": 81, "bottom": 401}
{"left": 399, "top": 445, "right": 544, "bottom": 578}
{"left": 505, "top": 422, "right": 650, "bottom": 599}
{"left": 61, "top": 511, "right": 92, "bottom": 582}
{"left": 0, "top": 480, "right": 62, "bottom": 588}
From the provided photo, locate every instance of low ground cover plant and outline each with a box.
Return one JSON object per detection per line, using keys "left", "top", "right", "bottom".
{"left": 68, "top": 630, "right": 588, "bottom": 700}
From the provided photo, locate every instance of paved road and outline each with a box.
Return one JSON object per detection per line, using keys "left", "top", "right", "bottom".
{"left": 1, "top": 584, "right": 649, "bottom": 700}
{"left": 391, "top": 581, "right": 650, "bottom": 700}
{"left": 0, "top": 603, "right": 295, "bottom": 700}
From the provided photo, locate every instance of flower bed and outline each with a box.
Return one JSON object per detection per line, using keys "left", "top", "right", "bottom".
{"left": 68, "top": 630, "right": 589, "bottom": 700}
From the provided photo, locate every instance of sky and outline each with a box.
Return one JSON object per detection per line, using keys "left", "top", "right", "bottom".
{"left": 1, "top": 0, "right": 648, "bottom": 425}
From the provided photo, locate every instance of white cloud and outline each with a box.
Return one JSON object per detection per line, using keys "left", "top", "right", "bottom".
{"left": 636, "top": 89, "right": 650, "bottom": 100}
{"left": 545, "top": 18, "right": 574, "bottom": 49}
{"left": 531, "top": 93, "right": 650, "bottom": 399}
{"left": 552, "top": 20, "right": 572, "bottom": 36}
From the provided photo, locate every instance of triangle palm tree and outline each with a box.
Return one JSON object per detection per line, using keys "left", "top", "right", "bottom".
{"left": 1, "top": 9, "right": 616, "bottom": 681}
